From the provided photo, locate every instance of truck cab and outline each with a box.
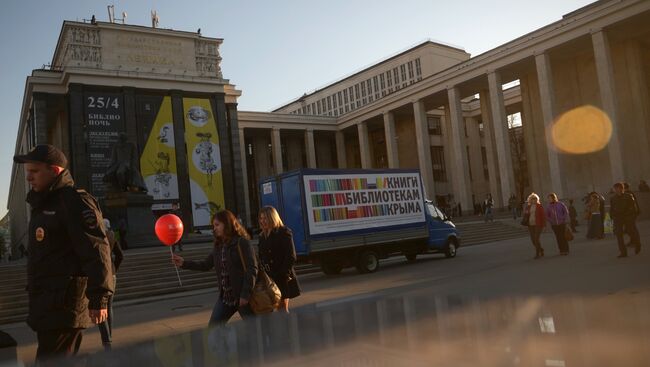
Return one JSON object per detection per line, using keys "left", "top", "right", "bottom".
{"left": 424, "top": 200, "right": 460, "bottom": 258}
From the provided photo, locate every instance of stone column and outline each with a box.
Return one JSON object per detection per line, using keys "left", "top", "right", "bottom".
{"left": 238, "top": 128, "right": 251, "bottom": 227}
{"left": 592, "top": 30, "right": 624, "bottom": 182}
{"left": 534, "top": 53, "right": 565, "bottom": 197}
{"left": 357, "top": 122, "right": 371, "bottom": 169}
{"left": 623, "top": 41, "right": 650, "bottom": 180}
{"left": 446, "top": 87, "right": 472, "bottom": 211}
{"left": 487, "top": 72, "right": 517, "bottom": 206}
{"left": 413, "top": 100, "right": 435, "bottom": 199}
{"left": 271, "top": 128, "right": 283, "bottom": 175}
{"left": 479, "top": 90, "right": 503, "bottom": 207}
{"left": 305, "top": 129, "right": 317, "bottom": 168}
{"left": 383, "top": 111, "right": 399, "bottom": 168}
{"left": 170, "top": 90, "right": 193, "bottom": 228}
{"left": 335, "top": 131, "right": 347, "bottom": 169}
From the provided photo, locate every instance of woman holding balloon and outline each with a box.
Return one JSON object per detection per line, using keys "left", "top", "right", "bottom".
{"left": 171, "top": 210, "right": 258, "bottom": 326}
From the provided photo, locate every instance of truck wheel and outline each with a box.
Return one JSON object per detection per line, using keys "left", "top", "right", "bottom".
{"left": 321, "top": 262, "right": 342, "bottom": 275}
{"left": 445, "top": 239, "right": 458, "bottom": 258}
{"left": 405, "top": 253, "right": 417, "bottom": 262}
{"left": 356, "top": 250, "right": 379, "bottom": 274}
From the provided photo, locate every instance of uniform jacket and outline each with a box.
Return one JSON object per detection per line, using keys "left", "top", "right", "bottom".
{"left": 106, "top": 230, "right": 124, "bottom": 275}
{"left": 545, "top": 202, "right": 569, "bottom": 226}
{"left": 25, "top": 170, "right": 114, "bottom": 331}
{"left": 258, "top": 226, "right": 299, "bottom": 298}
{"left": 610, "top": 193, "right": 637, "bottom": 221}
{"left": 182, "top": 236, "right": 257, "bottom": 301}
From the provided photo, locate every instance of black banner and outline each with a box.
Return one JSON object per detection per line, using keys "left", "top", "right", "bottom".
{"left": 84, "top": 92, "right": 125, "bottom": 198}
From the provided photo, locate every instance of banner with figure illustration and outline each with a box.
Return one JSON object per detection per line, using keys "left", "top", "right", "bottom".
{"left": 304, "top": 172, "right": 425, "bottom": 235}
{"left": 183, "top": 98, "right": 225, "bottom": 228}
{"left": 139, "top": 96, "right": 180, "bottom": 202}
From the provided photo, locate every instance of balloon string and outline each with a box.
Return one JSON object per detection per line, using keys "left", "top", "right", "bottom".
{"left": 171, "top": 246, "right": 183, "bottom": 287}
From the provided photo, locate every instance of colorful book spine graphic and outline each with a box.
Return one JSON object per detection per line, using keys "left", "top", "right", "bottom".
{"left": 312, "top": 204, "right": 392, "bottom": 223}
{"left": 309, "top": 178, "right": 371, "bottom": 192}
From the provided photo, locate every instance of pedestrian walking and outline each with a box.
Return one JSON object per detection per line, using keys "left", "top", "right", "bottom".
{"left": 98, "top": 218, "right": 124, "bottom": 351}
{"left": 172, "top": 210, "right": 257, "bottom": 326}
{"left": 585, "top": 193, "right": 604, "bottom": 239}
{"left": 13, "top": 145, "right": 113, "bottom": 363}
{"left": 170, "top": 203, "right": 184, "bottom": 252}
{"left": 546, "top": 193, "right": 571, "bottom": 255}
{"left": 568, "top": 199, "right": 578, "bottom": 233}
{"left": 484, "top": 194, "right": 494, "bottom": 222}
{"left": 639, "top": 179, "right": 650, "bottom": 192}
{"left": 258, "top": 206, "right": 301, "bottom": 313}
{"left": 522, "top": 193, "right": 546, "bottom": 259}
{"left": 623, "top": 182, "right": 641, "bottom": 249}
{"left": 508, "top": 195, "right": 518, "bottom": 220}
{"left": 610, "top": 183, "right": 641, "bottom": 257}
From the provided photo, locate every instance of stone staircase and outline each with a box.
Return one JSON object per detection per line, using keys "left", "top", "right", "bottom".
{"left": 0, "top": 220, "right": 528, "bottom": 326}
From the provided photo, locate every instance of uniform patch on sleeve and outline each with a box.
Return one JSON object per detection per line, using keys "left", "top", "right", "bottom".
{"left": 82, "top": 209, "right": 98, "bottom": 229}
{"left": 35, "top": 227, "right": 45, "bottom": 242}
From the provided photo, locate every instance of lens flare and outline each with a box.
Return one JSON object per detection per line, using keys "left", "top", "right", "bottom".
{"left": 550, "top": 105, "right": 612, "bottom": 154}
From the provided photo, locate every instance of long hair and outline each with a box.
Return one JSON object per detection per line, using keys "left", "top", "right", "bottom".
{"left": 259, "top": 206, "right": 284, "bottom": 234}
{"left": 527, "top": 193, "right": 540, "bottom": 204}
{"left": 212, "top": 209, "right": 250, "bottom": 244}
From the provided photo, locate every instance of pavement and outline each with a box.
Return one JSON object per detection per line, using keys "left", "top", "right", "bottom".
{"left": 2, "top": 220, "right": 649, "bottom": 365}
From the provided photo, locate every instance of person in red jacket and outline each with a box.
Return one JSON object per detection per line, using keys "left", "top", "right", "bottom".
{"left": 523, "top": 193, "right": 546, "bottom": 259}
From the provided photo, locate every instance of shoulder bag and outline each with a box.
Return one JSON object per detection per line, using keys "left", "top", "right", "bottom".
{"left": 236, "top": 239, "right": 281, "bottom": 314}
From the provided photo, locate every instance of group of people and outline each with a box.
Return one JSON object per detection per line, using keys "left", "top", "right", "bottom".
{"left": 14, "top": 145, "right": 302, "bottom": 364}
{"left": 171, "top": 206, "right": 301, "bottom": 326}
{"left": 522, "top": 182, "right": 642, "bottom": 259}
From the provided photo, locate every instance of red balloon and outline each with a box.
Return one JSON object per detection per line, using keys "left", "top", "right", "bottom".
{"left": 155, "top": 214, "right": 184, "bottom": 246}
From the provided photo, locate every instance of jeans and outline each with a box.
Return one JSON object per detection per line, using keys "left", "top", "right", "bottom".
{"left": 209, "top": 299, "right": 254, "bottom": 327}
{"left": 484, "top": 208, "right": 493, "bottom": 222}
{"left": 528, "top": 225, "right": 543, "bottom": 252}
{"left": 98, "top": 275, "right": 116, "bottom": 344}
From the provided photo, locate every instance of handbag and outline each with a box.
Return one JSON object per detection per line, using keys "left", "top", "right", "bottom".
{"left": 236, "top": 239, "right": 281, "bottom": 314}
{"left": 564, "top": 226, "right": 574, "bottom": 241}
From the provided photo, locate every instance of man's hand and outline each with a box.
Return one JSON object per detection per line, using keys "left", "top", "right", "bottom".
{"left": 89, "top": 308, "right": 108, "bottom": 324}
{"left": 239, "top": 298, "right": 249, "bottom": 307}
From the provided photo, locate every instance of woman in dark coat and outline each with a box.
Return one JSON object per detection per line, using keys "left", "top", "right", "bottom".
{"left": 172, "top": 210, "right": 258, "bottom": 326}
{"left": 258, "top": 206, "right": 301, "bottom": 312}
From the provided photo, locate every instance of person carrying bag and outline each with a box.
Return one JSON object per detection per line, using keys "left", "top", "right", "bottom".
{"left": 236, "top": 241, "right": 281, "bottom": 314}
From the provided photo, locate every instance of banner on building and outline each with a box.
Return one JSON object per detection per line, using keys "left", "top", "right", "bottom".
{"left": 303, "top": 172, "right": 425, "bottom": 235}
{"left": 139, "top": 96, "right": 180, "bottom": 202}
{"left": 183, "top": 98, "right": 225, "bottom": 228}
{"left": 84, "top": 92, "right": 125, "bottom": 198}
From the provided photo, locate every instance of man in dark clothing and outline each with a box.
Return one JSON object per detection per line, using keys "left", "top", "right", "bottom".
{"left": 568, "top": 199, "right": 578, "bottom": 233}
{"left": 610, "top": 182, "right": 641, "bottom": 257}
{"left": 170, "top": 202, "right": 184, "bottom": 252}
{"left": 623, "top": 182, "right": 641, "bottom": 249}
{"left": 98, "top": 218, "right": 124, "bottom": 351}
{"left": 13, "top": 145, "right": 113, "bottom": 363}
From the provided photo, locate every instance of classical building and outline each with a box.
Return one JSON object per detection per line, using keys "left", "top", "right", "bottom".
{"left": 9, "top": 0, "right": 650, "bottom": 251}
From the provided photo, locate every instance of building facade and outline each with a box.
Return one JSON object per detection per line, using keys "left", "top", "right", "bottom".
{"left": 10, "top": 0, "right": 650, "bottom": 251}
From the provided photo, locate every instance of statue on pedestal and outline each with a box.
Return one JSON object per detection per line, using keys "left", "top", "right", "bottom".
{"left": 104, "top": 133, "right": 148, "bottom": 193}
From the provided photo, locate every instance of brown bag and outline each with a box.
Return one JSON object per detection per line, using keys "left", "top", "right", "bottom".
{"left": 236, "top": 239, "right": 281, "bottom": 314}
{"left": 564, "top": 226, "right": 574, "bottom": 242}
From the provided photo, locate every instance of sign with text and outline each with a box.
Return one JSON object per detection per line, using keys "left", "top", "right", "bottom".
{"left": 304, "top": 172, "right": 425, "bottom": 235}
{"left": 84, "top": 92, "right": 124, "bottom": 198}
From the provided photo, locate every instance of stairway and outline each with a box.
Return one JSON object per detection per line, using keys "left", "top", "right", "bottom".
{"left": 0, "top": 220, "right": 528, "bottom": 325}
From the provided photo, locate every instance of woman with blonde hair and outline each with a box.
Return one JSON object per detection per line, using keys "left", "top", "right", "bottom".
{"left": 258, "top": 206, "right": 301, "bottom": 312}
{"left": 522, "top": 193, "right": 546, "bottom": 259}
{"left": 172, "top": 209, "right": 258, "bottom": 326}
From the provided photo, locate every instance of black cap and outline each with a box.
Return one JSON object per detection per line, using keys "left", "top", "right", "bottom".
{"left": 13, "top": 144, "right": 68, "bottom": 167}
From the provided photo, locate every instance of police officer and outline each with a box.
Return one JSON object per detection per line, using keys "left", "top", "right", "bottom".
{"left": 13, "top": 145, "right": 114, "bottom": 363}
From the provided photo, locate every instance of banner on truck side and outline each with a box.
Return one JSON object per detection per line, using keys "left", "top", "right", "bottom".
{"left": 304, "top": 172, "right": 426, "bottom": 235}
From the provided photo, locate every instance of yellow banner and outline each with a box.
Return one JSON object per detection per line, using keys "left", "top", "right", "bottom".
{"left": 140, "top": 96, "right": 179, "bottom": 201}
{"left": 183, "top": 98, "right": 225, "bottom": 227}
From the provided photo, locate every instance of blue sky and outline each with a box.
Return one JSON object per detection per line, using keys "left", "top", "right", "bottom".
{"left": 0, "top": 0, "right": 593, "bottom": 217}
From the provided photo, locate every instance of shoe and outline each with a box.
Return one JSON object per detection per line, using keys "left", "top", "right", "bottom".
{"left": 540, "top": 248, "right": 544, "bottom": 257}
{"left": 617, "top": 253, "right": 628, "bottom": 258}
{"left": 635, "top": 246, "right": 641, "bottom": 255}
{"left": 103, "top": 342, "right": 112, "bottom": 351}
{"left": 560, "top": 252, "right": 568, "bottom": 256}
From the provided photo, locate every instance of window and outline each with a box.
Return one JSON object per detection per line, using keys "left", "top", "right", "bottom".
{"left": 345, "top": 105, "right": 349, "bottom": 113}
{"left": 373, "top": 76, "right": 379, "bottom": 92}
{"left": 356, "top": 101, "right": 361, "bottom": 108}
{"left": 415, "top": 58, "right": 422, "bottom": 77}
{"left": 478, "top": 122, "right": 484, "bottom": 137}
{"left": 400, "top": 64, "right": 407, "bottom": 83}
{"left": 333, "top": 94, "right": 338, "bottom": 109}
{"left": 327, "top": 96, "right": 332, "bottom": 110}
{"left": 343, "top": 89, "right": 348, "bottom": 104}
{"left": 393, "top": 67, "right": 399, "bottom": 85}
{"left": 379, "top": 74, "right": 385, "bottom": 90}
{"left": 431, "top": 146, "right": 447, "bottom": 182}
{"left": 481, "top": 147, "right": 489, "bottom": 180}
{"left": 427, "top": 116, "right": 442, "bottom": 135}
{"left": 408, "top": 61, "right": 414, "bottom": 79}
{"left": 321, "top": 98, "right": 326, "bottom": 114}
{"left": 361, "top": 82, "right": 366, "bottom": 97}
{"left": 348, "top": 87, "right": 354, "bottom": 102}
{"left": 337, "top": 92, "right": 343, "bottom": 106}
{"left": 369, "top": 95, "right": 373, "bottom": 103}
{"left": 355, "top": 84, "right": 360, "bottom": 100}
{"left": 386, "top": 71, "right": 392, "bottom": 88}
{"left": 311, "top": 103, "right": 316, "bottom": 115}
{"left": 301, "top": 106, "right": 306, "bottom": 114}
{"left": 466, "top": 146, "right": 473, "bottom": 181}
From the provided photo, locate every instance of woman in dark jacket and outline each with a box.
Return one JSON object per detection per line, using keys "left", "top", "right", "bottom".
{"left": 258, "top": 206, "right": 301, "bottom": 312}
{"left": 172, "top": 210, "right": 258, "bottom": 326}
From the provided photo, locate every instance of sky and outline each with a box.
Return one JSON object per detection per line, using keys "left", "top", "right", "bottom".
{"left": 0, "top": 0, "right": 594, "bottom": 218}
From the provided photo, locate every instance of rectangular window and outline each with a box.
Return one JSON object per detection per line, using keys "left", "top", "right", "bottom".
{"left": 380, "top": 74, "right": 385, "bottom": 90}
{"left": 356, "top": 101, "right": 361, "bottom": 108}
{"left": 478, "top": 122, "right": 484, "bottom": 137}
{"left": 345, "top": 105, "right": 349, "bottom": 113}
{"left": 481, "top": 147, "right": 489, "bottom": 180}
{"left": 415, "top": 58, "right": 422, "bottom": 77}
{"left": 466, "top": 146, "right": 473, "bottom": 181}
{"left": 431, "top": 146, "right": 447, "bottom": 182}
{"left": 343, "top": 89, "right": 348, "bottom": 104}
{"left": 316, "top": 101, "right": 321, "bottom": 115}
{"left": 337, "top": 92, "right": 343, "bottom": 106}
{"left": 333, "top": 110, "right": 338, "bottom": 117}
{"left": 362, "top": 98, "right": 367, "bottom": 104}
{"left": 349, "top": 87, "right": 354, "bottom": 103}
{"left": 339, "top": 107, "right": 343, "bottom": 114}
{"left": 366, "top": 79, "right": 372, "bottom": 95}
{"left": 361, "top": 82, "right": 366, "bottom": 97}
{"left": 327, "top": 96, "right": 332, "bottom": 110}
{"left": 355, "top": 84, "right": 360, "bottom": 100}
{"left": 386, "top": 71, "right": 392, "bottom": 88}
{"left": 408, "top": 61, "right": 414, "bottom": 79}
{"left": 301, "top": 106, "right": 306, "bottom": 114}
{"left": 311, "top": 103, "right": 316, "bottom": 115}
{"left": 368, "top": 95, "right": 373, "bottom": 102}
{"left": 401, "top": 64, "right": 407, "bottom": 82}
{"left": 427, "top": 116, "right": 442, "bottom": 135}
{"left": 373, "top": 76, "right": 379, "bottom": 92}
{"left": 393, "top": 67, "right": 399, "bottom": 85}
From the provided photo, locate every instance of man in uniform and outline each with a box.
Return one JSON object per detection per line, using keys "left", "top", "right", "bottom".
{"left": 610, "top": 182, "right": 641, "bottom": 258}
{"left": 13, "top": 145, "right": 114, "bottom": 363}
